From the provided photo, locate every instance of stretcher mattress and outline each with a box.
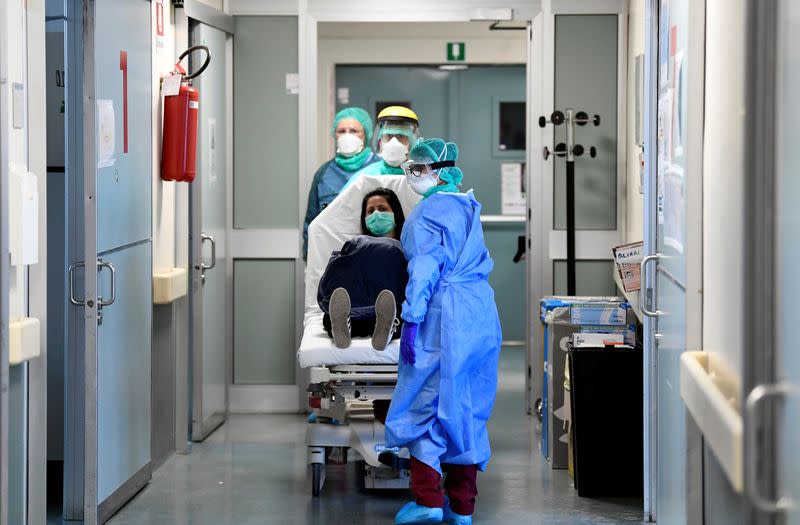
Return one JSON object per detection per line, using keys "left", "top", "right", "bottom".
{"left": 298, "top": 310, "right": 399, "bottom": 369}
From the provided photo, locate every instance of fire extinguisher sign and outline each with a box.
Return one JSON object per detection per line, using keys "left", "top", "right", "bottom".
{"left": 156, "top": 0, "right": 165, "bottom": 38}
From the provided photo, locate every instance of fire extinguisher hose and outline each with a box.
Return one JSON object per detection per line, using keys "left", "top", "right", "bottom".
{"left": 176, "top": 45, "right": 211, "bottom": 80}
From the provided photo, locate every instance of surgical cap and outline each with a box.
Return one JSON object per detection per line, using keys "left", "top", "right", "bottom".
{"left": 410, "top": 138, "right": 464, "bottom": 186}
{"left": 332, "top": 107, "right": 373, "bottom": 145}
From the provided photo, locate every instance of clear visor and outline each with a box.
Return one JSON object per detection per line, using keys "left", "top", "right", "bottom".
{"left": 374, "top": 120, "right": 420, "bottom": 149}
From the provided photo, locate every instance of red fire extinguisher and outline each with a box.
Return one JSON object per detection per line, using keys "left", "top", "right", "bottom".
{"left": 161, "top": 46, "right": 211, "bottom": 182}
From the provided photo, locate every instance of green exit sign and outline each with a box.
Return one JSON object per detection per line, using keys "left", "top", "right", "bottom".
{"left": 447, "top": 42, "right": 465, "bottom": 61}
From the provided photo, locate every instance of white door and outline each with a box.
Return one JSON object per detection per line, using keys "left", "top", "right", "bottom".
{"left": 189, "top": 20, "right": 231, "bottom": 441}
{"left": 528, "top": 10, "right": 626, "bottom": 415}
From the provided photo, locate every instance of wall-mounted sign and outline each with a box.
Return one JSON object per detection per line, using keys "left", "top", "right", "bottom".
{"left": 447, "top": 42, "right": 465, "bottom": 62}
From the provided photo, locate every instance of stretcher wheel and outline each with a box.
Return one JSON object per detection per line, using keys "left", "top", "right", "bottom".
{"left": 312, "top": 463, "right": 325, "bottom": 497}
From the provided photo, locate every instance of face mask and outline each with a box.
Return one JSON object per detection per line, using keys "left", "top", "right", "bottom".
{"left": 380, "top": 137, "right": 409, "bottom": 167}
{"left": 406, "top": 172, "right": 439, "bottom": 196}
{"left": 365, "top": 211, "right": 396, "bottom": 236}
{"left": 336, "top": 133, "right": 364, "bottom": 157}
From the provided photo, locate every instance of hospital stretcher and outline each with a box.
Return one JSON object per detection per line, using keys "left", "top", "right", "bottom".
{"left": 298, "top": 175, "right": 420, "bottom": 497}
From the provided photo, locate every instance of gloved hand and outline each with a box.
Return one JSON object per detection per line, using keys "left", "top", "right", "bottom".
{"left": 400, "top": 322, "right": 419, "bottom": 365}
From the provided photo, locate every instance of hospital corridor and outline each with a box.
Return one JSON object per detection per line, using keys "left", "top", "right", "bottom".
{"left": 1, "top": 1, "right": 799, "bottom": 525}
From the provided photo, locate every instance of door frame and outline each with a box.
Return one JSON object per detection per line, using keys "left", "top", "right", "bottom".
{"left": 528, "top": 5, "right": 628, "bottom": 414}
{"left": 227, "top": 1, "right": 543, "bottom": 413}
{"left": 742, "top": 0, "right": 779, "bottom": 521}
{"left": 0, "top": 3, "right": 11, "bottom": 520}
{"left": 82, "top": 2, "right": 100, "bottom": 521}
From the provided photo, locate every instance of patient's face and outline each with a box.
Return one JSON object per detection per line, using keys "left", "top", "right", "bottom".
{"left": 365, "top": 196, "right": 393, "bottom": 215}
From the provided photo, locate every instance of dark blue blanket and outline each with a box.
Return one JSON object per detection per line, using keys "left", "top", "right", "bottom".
{"left": 317, "top": 235, "right": 408, "bottom": 321}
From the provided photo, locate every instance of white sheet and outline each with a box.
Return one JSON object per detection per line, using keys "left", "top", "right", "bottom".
{"left": 298, "top": 309, "right": 399, "bottom": 368}
{"left": 304, "top": 175, "right": 420, "bottom": 310}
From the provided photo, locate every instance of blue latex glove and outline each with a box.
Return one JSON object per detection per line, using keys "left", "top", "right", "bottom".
{"left": 400, "top": 322, "right": 419, "bottom": 365}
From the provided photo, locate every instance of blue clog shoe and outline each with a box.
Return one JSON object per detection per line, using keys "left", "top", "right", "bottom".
{"left": 394, "top": 501, "right": 444, "bottom": 524}
{"left": 443, "top": 501, "right": 473, "bottom": 525}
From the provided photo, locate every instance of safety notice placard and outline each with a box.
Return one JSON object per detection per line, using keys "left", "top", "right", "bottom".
{"left": 501, "top": 162, "right": 525, "bottom": 216}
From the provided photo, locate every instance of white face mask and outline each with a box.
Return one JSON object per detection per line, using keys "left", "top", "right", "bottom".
{"left": 336, "top": 133, "right": 364, "bottom": 157}
{"left": 406, "top": 172, "right": 439, "bottom": 196}
{"left": 380, "top": 137, "right": 409, "bottom": 167}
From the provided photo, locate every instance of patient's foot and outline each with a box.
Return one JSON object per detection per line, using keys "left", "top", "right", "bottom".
{"left": 372, "top": 290, "right": 397, "bottom": 351}
{"left": 330, "top": 288, "right": 352, "bottom": 349}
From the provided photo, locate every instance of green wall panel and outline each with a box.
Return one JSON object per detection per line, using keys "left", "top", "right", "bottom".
{"left": 553, "top": 15, "right": 618, "bottom": 231}
{"left": 234, "top": 259, "right": 296, "bottom": 384}
{"left": 234, "top": 17, "right": 299, "bottom": 228}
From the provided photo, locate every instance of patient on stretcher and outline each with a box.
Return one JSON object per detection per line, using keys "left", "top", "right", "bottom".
{"left": 316, "top": 188, "right": 408, "bottom": 351}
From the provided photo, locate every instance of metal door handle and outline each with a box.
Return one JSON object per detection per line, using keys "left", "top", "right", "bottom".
{"left": 745, "top": 382, "right": 798, "bottom": 513}
{"left": 201, "top": 233, "right": 216, "bottom": 270}
{"left": 640, "top": 254, "right": 663, "bottom": 317}
{"left": 68, "top": 262, "right": 86, "bottom": 305}
{"left": 97, "top": 260, "right": 116, "bottom": 307}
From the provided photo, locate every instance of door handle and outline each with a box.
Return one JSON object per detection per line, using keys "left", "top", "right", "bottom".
{"left": 640, "top": 254, "right": 663, "bottom": 318}
{"left": 201, "top": 233, "right": 216, "bottom": 271}
{"left": 745, "top": 382, "right": 798, "bottom": 513}
{"left": 97, "top": 260, "right": 117, "bottom": 307}
{"left": 68, "top": 262, "right": 86, "bottom": 305}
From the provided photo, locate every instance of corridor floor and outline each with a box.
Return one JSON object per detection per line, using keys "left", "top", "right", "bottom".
{"left": 105, "top": 349, "right": 644, "bottom": 525}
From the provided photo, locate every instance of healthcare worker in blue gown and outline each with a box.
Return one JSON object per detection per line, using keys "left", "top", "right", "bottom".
{"left": 302, "top": 107, "right": 379, "bottom": 259}
{"left": 386, "top": 138, "right": 502, "bottom": 525}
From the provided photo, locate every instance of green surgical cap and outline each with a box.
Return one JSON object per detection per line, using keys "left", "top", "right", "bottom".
{"left": 332, "top": 107, "right": 373, "bottom": 144}
{"left": 410, "top": 138, "right": 464, "bottom": 186}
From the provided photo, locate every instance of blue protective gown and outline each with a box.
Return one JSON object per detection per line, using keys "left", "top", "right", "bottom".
{"left": 302, "top": 152, "right": 379, "bottom": 258}
{"left": 385, "top": 191, "right": 502, "bottom": 474}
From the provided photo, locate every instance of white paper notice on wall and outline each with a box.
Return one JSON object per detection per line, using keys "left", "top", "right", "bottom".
{"left": 337, "top": 87, "right": 350, "bottom": 105}
{"left": 9, "top": 168, "right": 39, "bottom": 266}
{"left": 97, "top": 99, "right": 116, "bottom": 168}
{"left": 285, "top": 73, "right": 300, "bottom": 95}
{"left": 501, "top": 162, "right": 526, "bottom": 216}
{"left": 208, "top": 118, "right": 217, "bottom": 184}
{"left": 12, "top": 83, "right": 25, "bottom": 129}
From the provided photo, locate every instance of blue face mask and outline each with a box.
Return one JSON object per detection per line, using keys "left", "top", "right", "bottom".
{"left": 365, "top": 211, "right": 396, "bottom": 236}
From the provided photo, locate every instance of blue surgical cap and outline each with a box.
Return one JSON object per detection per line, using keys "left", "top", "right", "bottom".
{"left": 332, "top": 107, "right": 373, "bottom": 145}
{"left": 410, "top": 138, "right": 464, "bottom": 186}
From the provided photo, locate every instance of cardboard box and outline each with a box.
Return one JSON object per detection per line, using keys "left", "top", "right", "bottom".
{"left": 613, "top": 241, "right": 644, "bottom": 292}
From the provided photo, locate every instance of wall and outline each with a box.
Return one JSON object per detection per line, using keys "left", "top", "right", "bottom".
{"left": 625, "top": 0, "right": 644, "bottom": 242}
{"left": 317, "top": 22, "right": 527, "bottom": 165}
{"left": 3, "top": 0, "right": 48, "bottom": 523}
{"left": 231, "top": 0, "right": 541, "bottom": 20}
{"left": 150, "top": 1, "right": 191, "bottom": 459}
{"left": 152, "top": 4, "right": 189, "bottom": 275}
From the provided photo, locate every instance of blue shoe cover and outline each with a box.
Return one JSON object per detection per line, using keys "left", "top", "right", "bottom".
{"left": 394, "top": 501, "right": 444, "bottom": 524}
{"left": 307, "top": 413, "right": 318, "bottom": 423}
{"left": 443, "top": 503, "right": 473, "bottom": 525}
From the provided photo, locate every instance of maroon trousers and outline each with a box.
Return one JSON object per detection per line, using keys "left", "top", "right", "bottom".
{"left": 410, "top": 457, "right": 479, "bottom": 516}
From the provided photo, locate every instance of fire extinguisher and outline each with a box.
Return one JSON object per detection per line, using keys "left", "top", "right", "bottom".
{"left": 161, "top": 45, "right": 211, "bottom": 182}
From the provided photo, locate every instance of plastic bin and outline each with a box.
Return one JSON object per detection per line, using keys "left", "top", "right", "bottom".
{"left": 568, "top": 343, "right": 643, "bottom": 498}
{"left": 538, "top": 297, "right": 633, "bottom": 469}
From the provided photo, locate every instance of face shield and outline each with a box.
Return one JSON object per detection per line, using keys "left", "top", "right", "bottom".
{"left": 374, "top": 120, "right": 420, "bottom": 150}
